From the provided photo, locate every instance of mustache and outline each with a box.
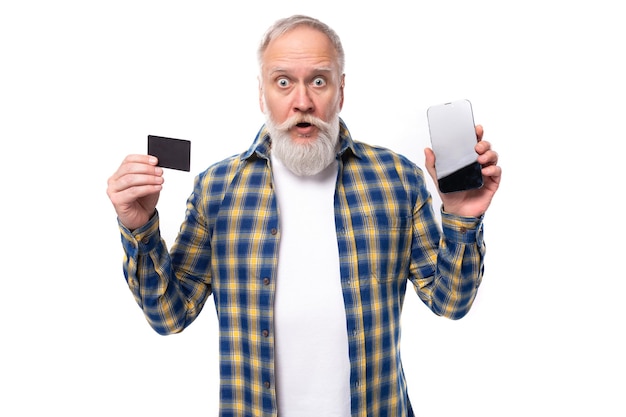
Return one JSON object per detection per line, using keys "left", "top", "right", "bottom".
{"left": 274, "top": 114, "right": 331, "bottom": 131}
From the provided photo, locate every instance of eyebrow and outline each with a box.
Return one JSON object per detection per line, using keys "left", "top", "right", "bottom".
{"left": 267, "top": 66, "right": 336, "bottom": 77}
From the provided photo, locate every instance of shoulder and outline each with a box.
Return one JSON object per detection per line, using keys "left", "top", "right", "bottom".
{"left": 346, "top": 140, "right": 432, "bottom": 206}
{"left": 196, "top": 153, "right": 244, "bottom": 188}
{"left": 196, "top": 124, "right": 271, "bottom": 185}
{"left": 350, "top": 140, "right": 424, "bottom": 179}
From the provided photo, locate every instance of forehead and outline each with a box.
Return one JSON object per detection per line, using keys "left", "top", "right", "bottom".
{"left": 261, "top": 26, "right": 339, "bottom": 74}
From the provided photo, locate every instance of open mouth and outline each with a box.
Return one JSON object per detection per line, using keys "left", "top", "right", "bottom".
{"left": 296, "top": 122, "right": 312, "bottom": 128}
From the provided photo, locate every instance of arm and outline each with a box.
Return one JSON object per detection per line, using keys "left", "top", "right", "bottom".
{"left": 118, "top": 203, "right": 212, "bottom": 335}
{"left": 411, "top": 124, "right": 499, "bottom": 318}
{"left": 108, "top": 155, "right": 212, "bottom": 334}
{"left": 409, "top": 196, "right": 485, "bottom": 319}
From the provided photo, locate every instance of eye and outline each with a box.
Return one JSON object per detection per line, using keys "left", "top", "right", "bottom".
{"left": 277, "top": 78, "right": 290, "bottom": 88}
{"left": 312, "top": 77, "right": 326, "bottom": 87}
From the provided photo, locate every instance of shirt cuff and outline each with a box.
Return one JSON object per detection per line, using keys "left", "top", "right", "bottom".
{"left": 440, "top": 208, "right": 484, "bottom": 245}
{"left": 119, "top": 210, "right": 161, "bottom": 253}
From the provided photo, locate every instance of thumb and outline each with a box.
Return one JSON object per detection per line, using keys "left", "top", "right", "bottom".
{"left": 424, "top": 147, "right": 437, "bottom": 182}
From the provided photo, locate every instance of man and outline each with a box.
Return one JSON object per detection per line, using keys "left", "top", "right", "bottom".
{"left": 107, "top": 14, "right": 501, "bottom": 417}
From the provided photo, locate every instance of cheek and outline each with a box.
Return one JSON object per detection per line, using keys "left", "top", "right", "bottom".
{"left": 322, "top": 95, "right": 342, "bottom": 118}
{"left": 264, "top": 94, "right": 289, "bottom": 120}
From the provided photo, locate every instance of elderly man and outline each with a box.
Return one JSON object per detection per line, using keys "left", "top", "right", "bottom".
{"left": 107, "top": 14, "right": 501, "bottom": 417}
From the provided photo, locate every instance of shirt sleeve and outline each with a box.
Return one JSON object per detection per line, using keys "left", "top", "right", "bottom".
{"left": 119, "top": 199, "right": 213, "bottom": 334}
{"left": 410, "top": 203, "right": 486, "bottom": 320}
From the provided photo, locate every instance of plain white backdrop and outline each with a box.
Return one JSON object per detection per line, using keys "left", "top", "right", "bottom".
{"left": 1, "top": 1, "right": 624, "bottom": 416}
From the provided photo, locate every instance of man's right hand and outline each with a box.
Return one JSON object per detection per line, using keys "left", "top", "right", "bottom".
{"left": 106, "top": 154, "right": 164, "bottom": 231}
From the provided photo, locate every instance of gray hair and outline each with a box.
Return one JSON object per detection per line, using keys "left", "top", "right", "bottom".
{"left": 257, "top": 15, "right": 345, "bottom": 75}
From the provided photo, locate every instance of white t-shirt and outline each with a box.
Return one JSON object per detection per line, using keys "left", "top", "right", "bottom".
{"left": 271, "top": 154, "right": 351, "bottom": 417}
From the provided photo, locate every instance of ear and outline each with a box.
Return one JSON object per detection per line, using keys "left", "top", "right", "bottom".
{"left": 339, "top": 74, "right": 345, "bottom": 110}
{"left": 258, "top": 76, "right": 265, "bottom": 113}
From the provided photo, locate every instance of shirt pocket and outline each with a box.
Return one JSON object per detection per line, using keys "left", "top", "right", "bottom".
{"left": 352, "top": 211, "right": 412, "bottom": 284}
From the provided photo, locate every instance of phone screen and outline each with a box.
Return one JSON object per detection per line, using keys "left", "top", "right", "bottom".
{"left": 427, "top": 99, "right": 483, "bottom": 193}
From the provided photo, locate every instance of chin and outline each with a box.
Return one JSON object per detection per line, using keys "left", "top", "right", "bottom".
{"left": 291, "top": 134, "right": 318, "bottom": 144}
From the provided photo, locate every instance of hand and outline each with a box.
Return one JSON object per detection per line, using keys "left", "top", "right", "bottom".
{"left": 106, "top": 155, "right": 164, "bottom": 230}
{"left": 424, "top": 125, "right": 501, "bottom": 218}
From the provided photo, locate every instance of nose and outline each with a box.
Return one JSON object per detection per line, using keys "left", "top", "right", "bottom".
{"left": 293, "top": 84, "right": 314, "bottom": 113}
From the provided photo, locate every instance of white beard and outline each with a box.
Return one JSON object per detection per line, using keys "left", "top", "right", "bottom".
{"left": 264, "top": 111, "right": 340, "bottom": 177}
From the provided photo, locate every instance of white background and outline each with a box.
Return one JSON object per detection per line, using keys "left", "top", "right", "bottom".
{"left": 1, "top": 1, "right": 624, "bottom": 416}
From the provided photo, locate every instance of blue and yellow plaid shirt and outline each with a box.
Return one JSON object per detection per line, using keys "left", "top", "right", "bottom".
{"left": 120, "top": 119, "right": 485, "bottom": 417}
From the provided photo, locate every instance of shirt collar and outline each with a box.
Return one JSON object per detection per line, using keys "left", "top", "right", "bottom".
{"left": 240, "top": 117, "right": 361, "bottom": 162}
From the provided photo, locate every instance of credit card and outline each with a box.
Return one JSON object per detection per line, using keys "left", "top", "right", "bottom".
{"left": 147, "top": 135, "right": 191, "bottom": 171}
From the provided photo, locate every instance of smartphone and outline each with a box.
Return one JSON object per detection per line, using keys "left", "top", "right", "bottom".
{"left": 426, "top": 99, "right": 483, "bottom": 193}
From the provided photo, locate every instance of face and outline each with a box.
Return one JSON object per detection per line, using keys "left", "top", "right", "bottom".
{"left": 259, "top": 25, "right": 345, "bottom": 176}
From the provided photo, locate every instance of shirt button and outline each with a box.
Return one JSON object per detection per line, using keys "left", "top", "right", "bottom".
{"left": 263, "top": 277, "right": 270, "bottom": 285}
{"left": 270, "top": 228, "right": 278, "bottom": 235}
{"left": 262, "top": 330, "right": 269, "bottom": 337}
{"left": 264, "top": 381, "right": 271, "bottom": 389}
{"left": 141, "top": 236, "right": 149, "bottom": 244}
{"left": 460, "top": 226, "right": 468, "bottom": 234}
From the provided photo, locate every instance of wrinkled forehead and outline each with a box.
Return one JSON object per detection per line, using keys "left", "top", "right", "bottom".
{"left": 260, "top": 26, "right": 341, "bottom": 76}
{"left": 258, "top": 20, "right": 345, "bottom": 74}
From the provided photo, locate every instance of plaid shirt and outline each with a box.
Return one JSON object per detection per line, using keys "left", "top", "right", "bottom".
{"left": 120, "top": 119, "right": 485, "bottom": 417}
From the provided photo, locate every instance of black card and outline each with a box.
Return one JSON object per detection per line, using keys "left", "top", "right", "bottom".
{"left": 147, "top": 135, "right": 191, "bottom": 171}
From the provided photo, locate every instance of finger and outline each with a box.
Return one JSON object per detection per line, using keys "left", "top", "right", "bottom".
{"left": 481, "top": 164, "right": 502, "bottom": 189}
{"left": 477, "top": 148, "right": 498, "bottom": 164}
{"left": 110, "top": 158, "right": 163, "bottom": 182}
{"left": 123, "top": 154, "right": 159, "bottom": 166}
{"left": 116, "top": 183, "right": 163, "bottom": 201}
{"left": 482, "top": 164, "right": 502, "bottom": 178}
{"left": 107, "top": 180, "right": 162, "bottom": 206}
{"left": 475, "top": 124, "right": 484, "bottom": 142}
{"left": 475, "top": 140, "right": 492, "bottom": 155}
{"left": 111, "top": 154, "right": 159, "bottom": 175}
{"left": 108, "top": 171, "right": 164, "bottom": 192}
